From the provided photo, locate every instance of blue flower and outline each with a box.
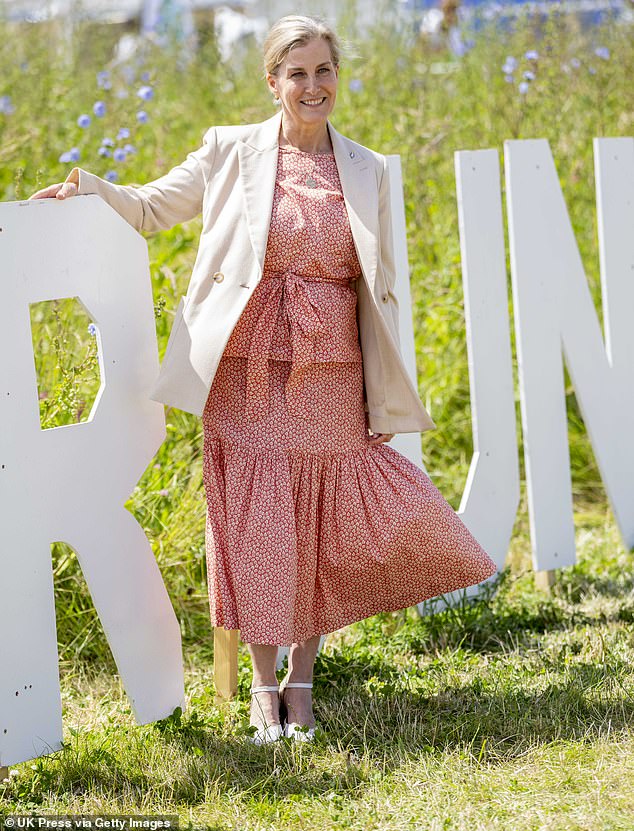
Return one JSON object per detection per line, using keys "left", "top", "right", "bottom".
{"left": 136, "top": 110, "right": 149, "bottom": 124}
{"left": 87, "top": 323, "right": 97, "bottom": 336}
{"left": 117, "top": 127, "right": 130, "bottom": 140}
{"left": 502, "top": 56, "right": 517, "bottom": 73}
{"left": 105, "top": 170, "right": 118, "bottom": 182}
{"left": 504, "top": 74, "right": 514, "bottom": 84}
{"left": 98, "top": 146, "right": 112, "bottom": 158}
{"left": 116, "top": 89, "right": 129, "bottom": 99}
{"left": 141, "top": 71, "right": 151, "bottom": 82}
{"left": 594, "top": 46, "right": 610, "bottom": 60}
{"left": 123, "top": 143, "right": 136, "bottom": 154}
{"left": 570, "top": 57, "right": 581, "bottom": 69}
{"left": 93, "top": 100, "right": 106, "bottom": 117}
{"left": 589, "top": 67, "right": 597, "bottom": 75}
{"left": 113, "top": 147, "right": 127, "bottom": 162}
{"left": 523, "top": 70, "right": 535, "bottom": 81}
{"left": 348, "top": 78, "right": 363, "bottom": 93}
{"left": 525, "top": 50, "right": 539, "bottom": 61}
{"left": 101, "top": 137, "right": 115, "bottom": 147}
{"left": 77, "top": 114, "right": 91, "bottom": 128}
{"left": 137, "top": 85, "right": 154, "bottom": 101}
{"left": 519, "top": 81, "right": 529, "bottom": 95}
{"left": 59, "top": 147, "right": 81, "bottom": 163}
{"left": 0, "top": 95, "right": 15, "bottom": 115}
{"left": 96, "top": 70, "right": 111, "bottom": 90}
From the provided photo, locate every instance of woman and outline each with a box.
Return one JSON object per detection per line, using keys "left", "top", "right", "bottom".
{"left": 31, "top": 15, "right": 497, "bottom": 745}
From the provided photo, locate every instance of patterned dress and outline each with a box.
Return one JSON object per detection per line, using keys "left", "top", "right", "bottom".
{"left": 201, "top": 144, "right": 496, "bottom": 646}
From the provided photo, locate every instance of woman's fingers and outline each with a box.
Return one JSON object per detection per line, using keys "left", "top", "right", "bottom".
{"left": 368, "top": 432, "right": 395, "bottom": 445}
{"left": 28, "top": 181, "right": 78, "bottom": 200}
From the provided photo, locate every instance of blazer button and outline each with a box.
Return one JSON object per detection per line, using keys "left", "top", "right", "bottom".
{"left": 381, "top": 292, "right": 389, "bottom": 303}
{"left": 213, "top": 271, "right": 224, "bottom": 283}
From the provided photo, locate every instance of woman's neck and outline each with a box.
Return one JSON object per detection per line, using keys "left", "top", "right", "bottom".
{"left": 278, "top": 117, "right": 332, "bottom": 154}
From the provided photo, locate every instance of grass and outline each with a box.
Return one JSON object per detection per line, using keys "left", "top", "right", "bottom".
{"left": 1, "top": 4, "right": 634, "bottom": 829}
{"left": 2, "top": 492, "right": 634, "bottom": 829}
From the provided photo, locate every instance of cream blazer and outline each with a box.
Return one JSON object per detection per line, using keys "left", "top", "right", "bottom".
{"left": 68, "top": 110, "right": 436, "bottom": 434}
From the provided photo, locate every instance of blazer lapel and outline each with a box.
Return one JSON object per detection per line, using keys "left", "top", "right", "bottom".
{"left": 329, "top": 121, "right": 378, "bottom": 294}
{"left": 237, "top": 111, "right": 283, "bottom": 273}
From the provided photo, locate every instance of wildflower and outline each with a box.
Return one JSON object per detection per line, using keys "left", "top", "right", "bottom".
{"left": 504, "top": 74, "right": 514, "bottom": 83}
{"left": 589, "top": 67, "right": 597, "bottom": 75}
{"left": 93, "top": 101, "right": 106, "bottom": 117}
{"left": 123, "top": 143, "right": 136, "bottom": 155}
{"left": 60, "top": 147, "right": 80, "bottom": 163}
{"left": 525, "top": 50, "right": 539, "bottom": 61}
{"left": 117, "top": 127, "right": 130, "bottom": 140}
{"left": 502, "top": 55, "right": 517, "bottom": 73}
{"left": 519, "top": 81, "right": 529, "bottom": 95}
{"left": 523, "top": 70, "right": 535, "bottom": 81}
{"left": 87, "top": 323, "right": 97, "bottom": 336}
{"left": 570, "top": 57, "right": 581, "bottom": 69}
{"left": 594, "top": 46, "right": 610, "bottom": 60}
{"left": 101, "top": 137, "right": 115, "bottom": 147}
{"left": 77, "top": 114, "right": 91, "bottom": 128}
{"left": 159, "top": 488, "right": 169, "bottom": 497}
{"left": 98, "top": 146, "right": 112, "bottom": 158}
{"left": 0, "top": 95, "right": 15, "bottom": 115}
{"left": 116, "top": 90, "right": 129, "bottom": 99}
{"left": 141, "top": 71, "right": 151, "bottom": 82}
{"left": 9, "top": 770, "right": 18, "bottom": 778}
{"left": 136, "top": 110, "right": 149, "bottom": 124}
{"left": 97, "top": 70, "right": 111, "bottom": 90}
{"left": 113, "top": 148, "right": 127, "bottom": 162}
{"left": 348, "top": 78, "right": 363, "bottom": 93}
{"left": 137, "top": 85, "right": 154, "bottom": 101}
{"left": 105, "top": 170, "right": 118, "bottom": 182}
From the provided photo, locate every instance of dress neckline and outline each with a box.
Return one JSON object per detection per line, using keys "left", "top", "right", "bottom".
{"left": 279, "top": 144, "right": 335, "bottom": 158}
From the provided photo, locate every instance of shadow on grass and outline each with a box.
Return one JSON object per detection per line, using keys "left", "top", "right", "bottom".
{"left": 25, "top": 565, "right": 634, "bottom": 811}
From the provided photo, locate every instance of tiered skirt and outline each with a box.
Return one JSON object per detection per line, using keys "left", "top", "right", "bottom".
{"left": 202, "top": 355, "right": 497, "bottom": 646}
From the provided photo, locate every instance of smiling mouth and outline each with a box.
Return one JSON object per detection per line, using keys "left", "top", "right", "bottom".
{"left": 301, "top": 97, "right": 327, "bottom": 107}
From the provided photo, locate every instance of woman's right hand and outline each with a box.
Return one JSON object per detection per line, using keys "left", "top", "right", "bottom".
{"left": 29, "top": 174, "right": 78, "bottom": 201}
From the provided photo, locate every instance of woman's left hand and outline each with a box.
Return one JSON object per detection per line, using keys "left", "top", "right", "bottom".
{"left": 368, "top": 432, "right": 395, "bottom": 446}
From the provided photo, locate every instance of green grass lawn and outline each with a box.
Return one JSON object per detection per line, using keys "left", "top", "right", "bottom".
{"left": 2, "top": 492, "right": 634, "bottom": 830}
{"left": 1, "top": 5, "right": 634, "bottom": 829}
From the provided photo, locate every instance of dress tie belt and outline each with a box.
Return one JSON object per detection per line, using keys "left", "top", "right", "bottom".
{"left": 245, "top": 270, "right": 357, "bottom": 421}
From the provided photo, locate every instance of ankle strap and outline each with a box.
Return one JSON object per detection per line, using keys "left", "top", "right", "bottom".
{"left": 284, "top": 682, "right": 313, "bottom": 688}
{"left": 251, "top": 684, "right": 280, "bottom": 693}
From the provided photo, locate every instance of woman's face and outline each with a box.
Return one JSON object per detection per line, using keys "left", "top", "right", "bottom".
{"left": 267, "top": 37, "right": 339, "bottom": 131}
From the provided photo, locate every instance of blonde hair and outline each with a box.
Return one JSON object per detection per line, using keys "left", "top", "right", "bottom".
{"left": 263, "top": 14, "right": 345, "bottom": 77}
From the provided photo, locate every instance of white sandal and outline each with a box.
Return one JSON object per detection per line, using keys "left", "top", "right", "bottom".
{"left": 279, "top": 677, "right": 317, "bottom": 742}
{"left": 248, "top": 684, "right": 284, "bottom": 745}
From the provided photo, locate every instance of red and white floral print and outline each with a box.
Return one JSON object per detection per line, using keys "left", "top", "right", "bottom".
{"left": 202, "top": 145, "right": 497, "bottom": 646}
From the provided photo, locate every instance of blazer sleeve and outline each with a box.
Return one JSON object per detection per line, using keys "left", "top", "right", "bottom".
{"left": 64, "top": 126, "right": 217, "bottom": 234}
{"left": 377, "top": 153, "right": 402, "bottom": 347}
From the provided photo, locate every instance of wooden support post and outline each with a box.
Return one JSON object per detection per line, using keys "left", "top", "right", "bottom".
{"left": 1, "top": 766, "right": 8, "bottom": 781}
{"left": 535, "top": 569, "right": 556, "bottom": 592}
{"left": 214, "top": 628, "right": 239, "bottom": 704}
